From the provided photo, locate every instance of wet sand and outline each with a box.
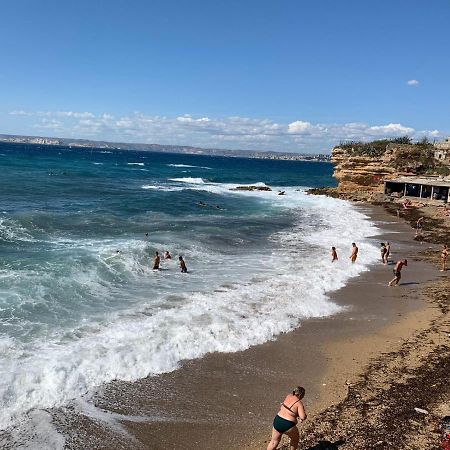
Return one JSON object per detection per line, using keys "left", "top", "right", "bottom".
{"left": 55, "top": 204, "right": 446, "bottom": 449}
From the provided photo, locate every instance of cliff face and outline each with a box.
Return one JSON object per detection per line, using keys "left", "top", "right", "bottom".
{"left": 329, "top": 143, "right": 439, "bottom": 201}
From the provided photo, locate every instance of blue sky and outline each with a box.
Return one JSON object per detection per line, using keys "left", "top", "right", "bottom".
{"left": 1, "top": 0, "right": 449, "bottom": 153}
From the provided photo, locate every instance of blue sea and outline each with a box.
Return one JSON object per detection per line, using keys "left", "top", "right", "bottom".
{"left": 0, "top": 142, "right": 379, "bottom": 445}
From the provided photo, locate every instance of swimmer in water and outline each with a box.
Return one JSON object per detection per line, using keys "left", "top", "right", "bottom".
{"left": 164, "top": 250, "right": 172, "bottom": 260}
{"left": 331, "top": 246, "right": 338, "bottom": 262}
{"left": 198, "top": 201, "right": 207, "bottom": 207}
{"left": 153, "top": 251, "right": 161, "bottom": 270}
{"left": 179, "top": 256, "right": 188, "bottom": 273}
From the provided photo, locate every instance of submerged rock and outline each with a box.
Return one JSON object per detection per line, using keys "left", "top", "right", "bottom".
{"left": 230, "top": 185, "right": 272, "bottom": 191}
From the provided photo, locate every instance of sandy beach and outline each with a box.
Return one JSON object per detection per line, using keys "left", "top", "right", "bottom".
{"left": 51, "top": 203, "right": 449, "bottom": 450}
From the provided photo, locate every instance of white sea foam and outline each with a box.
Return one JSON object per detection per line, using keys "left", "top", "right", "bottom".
{"left": 167, "top": 164, "right": 211, "bottom": 169}
{"left": 0, "top": 217, "right": 36, "bottom": 243}
{"left": 127, "top": 162, "right": 145, "bottom": 166}
{"left": 0, "top": 186, "right": 380, "bottom": 435}
{"left": 141, "top": 184, "right": 185, "bottom": 192}
{"left": 169, "top": 177, "right": 206, "bottom": 184}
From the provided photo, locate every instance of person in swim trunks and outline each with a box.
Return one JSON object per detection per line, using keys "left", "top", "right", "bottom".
{"left": 389, "top": 259, "right": 407, "bottom": 286}
{"left": 267, "top": 386, "right": 307, "bottom": 450}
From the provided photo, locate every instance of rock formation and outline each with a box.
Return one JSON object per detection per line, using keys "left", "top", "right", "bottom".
{"left": 320, "top": 142, "right": 445, "bottom": 201}
{"left": 230, "top": 185, "right": 272, "bottom": 191}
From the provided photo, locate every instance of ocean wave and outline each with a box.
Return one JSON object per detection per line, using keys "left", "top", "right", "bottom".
{"left": 168, "top": 177, "right": 206, "bottom": 184}
{"left": 127, "top": 162, "right": 144, "bottom": 166}
{"left": 167, "top": 164, "right": 211, "bottom": 169}
{"left": 0, "top": 217, "right": 36, "bottom": 243}
{"left": 0, "top": 193, "right": 380, "bottom": 433}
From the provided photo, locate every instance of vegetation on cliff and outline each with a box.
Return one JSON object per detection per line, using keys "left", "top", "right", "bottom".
{"left": 334, "top": 136, "right": 447, "bottom": 175}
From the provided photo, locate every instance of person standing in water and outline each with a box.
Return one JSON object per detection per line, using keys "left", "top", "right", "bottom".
{"left": 441, "top": 245, "right": 448, "bottom": 272}
{"left": 380, "top": 243, "right": 387, "bottom": 265}
{"left": 331, "top": 246, "right": 338, "bottom": 262}
{"left": 179, "top": 256, "right": 187, "bottom": 273}
{"left": 350, "top": 243, "right": 358, "bottom": 263}
{"left": 153, "top": 251, "right": 161, "bottom": 270}
{"left": 385, "top": 242, "right": 391, "bottom": 263}
{"left": 389, "top": 259, "right": 408, "bottom": 286}
{"left": 267, "top": 386, "right": 307, "bottom": 450}
{"left": 164, "top": 251, "right": 172, "bottom": 260}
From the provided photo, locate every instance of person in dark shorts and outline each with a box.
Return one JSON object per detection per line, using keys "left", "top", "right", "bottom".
{"left": 179, "top": 256, "right": 188, "bottom": 273}
{"left": 389, "top": 259, "right": 407, "bottom": 286}
{"left": 267, "top": 386, "right": 307, "bottom": 450}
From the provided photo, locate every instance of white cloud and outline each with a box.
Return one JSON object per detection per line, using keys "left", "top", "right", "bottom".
{"left": 287, "top": 120, "right": 313, "bottom": 134}
{"left": 367, "top": 123, "right": 414, "bottom": 135}
{"left": 407, "top": 79, "right": 419, "bottom": 86}
{"left": 8, "top": 109, "right": 445, "bottom": 153}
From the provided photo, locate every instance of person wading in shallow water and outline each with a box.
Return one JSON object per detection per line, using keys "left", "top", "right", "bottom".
{"left": 380, "top": 243, "right": 387, "bottom": 265}
{"left": 267, "top": 386, "right": 307, "bottom": 450}
{"left": 350, "top": 242, "right": 358, "bottom": 263}
{"left": 179, "top": 255, "right": 187, "bottom": 273}
{"left": 331, "top": 246, "right": 338, "bottom": 262}
{"left": 153, "top": 251, "right": 160, "bottom": 270}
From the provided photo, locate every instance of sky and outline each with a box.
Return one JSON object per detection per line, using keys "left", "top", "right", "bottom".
{"left": 1, "top": 0, "right": 449, "bottom": 153}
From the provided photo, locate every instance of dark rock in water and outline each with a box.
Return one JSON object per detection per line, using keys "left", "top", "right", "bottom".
{"left": 230, "top": 185, "right": 272, "bottom": 191}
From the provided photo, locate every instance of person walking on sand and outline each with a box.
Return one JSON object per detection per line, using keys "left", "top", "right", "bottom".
{"left": 380, "top": 243, "right": 387, "bottom": 264}
{"left": 179, "top": 255, "right": 188, "bottom": 273}
{"left": 153, "top": 251, "right": 161, "bottom": 270}
{"left": 416, "top": 217, "right": 424, "bottom": 237}
{"left": 267, "top": 386, "right": 307, "bottom": 450}
{"left": 389, "top": 259, "right": 408, "bottom": 286}
{"left": 331, "top": 246, "right": 338, "bottom": 262}
{"left": 441, "top": 245, "right": 448, "bottom": 272}
{"left": 350, "top": 243, "right": 358, "bottom": 263}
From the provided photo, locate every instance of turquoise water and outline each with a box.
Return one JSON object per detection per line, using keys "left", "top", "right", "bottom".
{"left": 0, "top": 142, "right": 379, "bottom": 439}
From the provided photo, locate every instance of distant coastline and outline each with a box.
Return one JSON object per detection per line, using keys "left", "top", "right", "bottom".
{"left": 0, "top": 133, "right": 331, "bottom": 162}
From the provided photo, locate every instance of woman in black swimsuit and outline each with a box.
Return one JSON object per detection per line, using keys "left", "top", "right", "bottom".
{"left": 267, "top": 386, "right": 307, "bottom": 450}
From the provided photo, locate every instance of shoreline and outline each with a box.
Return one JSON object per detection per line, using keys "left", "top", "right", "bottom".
{"left": 48, "top": 203, "right": 448, "bottom": 450}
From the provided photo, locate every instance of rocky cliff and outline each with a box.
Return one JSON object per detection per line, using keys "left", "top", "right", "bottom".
{"left": 313, "top": 142, "right": 445, "bottom": 201}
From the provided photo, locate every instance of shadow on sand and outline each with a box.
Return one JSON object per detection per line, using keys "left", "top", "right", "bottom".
{"left": 305, "top": 440, "right": 346, "bottom": 450}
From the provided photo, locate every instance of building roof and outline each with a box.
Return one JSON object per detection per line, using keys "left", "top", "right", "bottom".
{"left": 386, "top": 176, "right": 450, "bottom": 187}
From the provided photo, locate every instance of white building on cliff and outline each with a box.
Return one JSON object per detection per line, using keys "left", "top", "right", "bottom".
{"left": 434, "top": 137, "right": 450, "bottom": 161}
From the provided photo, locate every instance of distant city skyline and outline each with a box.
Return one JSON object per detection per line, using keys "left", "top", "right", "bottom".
{"left": 1, "top": 0, "right": 449, "bottom": 153}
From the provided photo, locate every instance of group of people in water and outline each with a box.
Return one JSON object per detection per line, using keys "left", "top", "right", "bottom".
{"left": 330, "top": 242, "right": 359, "bottom": 264}
{"left": 152, "top": 250, "right": 188, "bottom": 273}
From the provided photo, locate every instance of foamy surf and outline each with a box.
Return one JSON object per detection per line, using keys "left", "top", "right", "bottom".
{"left": 0, "top": 146, "right": 381, "bottom": 446}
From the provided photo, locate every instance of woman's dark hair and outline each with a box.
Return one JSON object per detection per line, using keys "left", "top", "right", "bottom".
{"left": 293, "top": 386, "right": 305, "bottom": 399}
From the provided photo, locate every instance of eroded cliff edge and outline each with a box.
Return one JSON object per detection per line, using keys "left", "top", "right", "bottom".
{"left": 309, "top": 140, "right": 448, "bottom": 202}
